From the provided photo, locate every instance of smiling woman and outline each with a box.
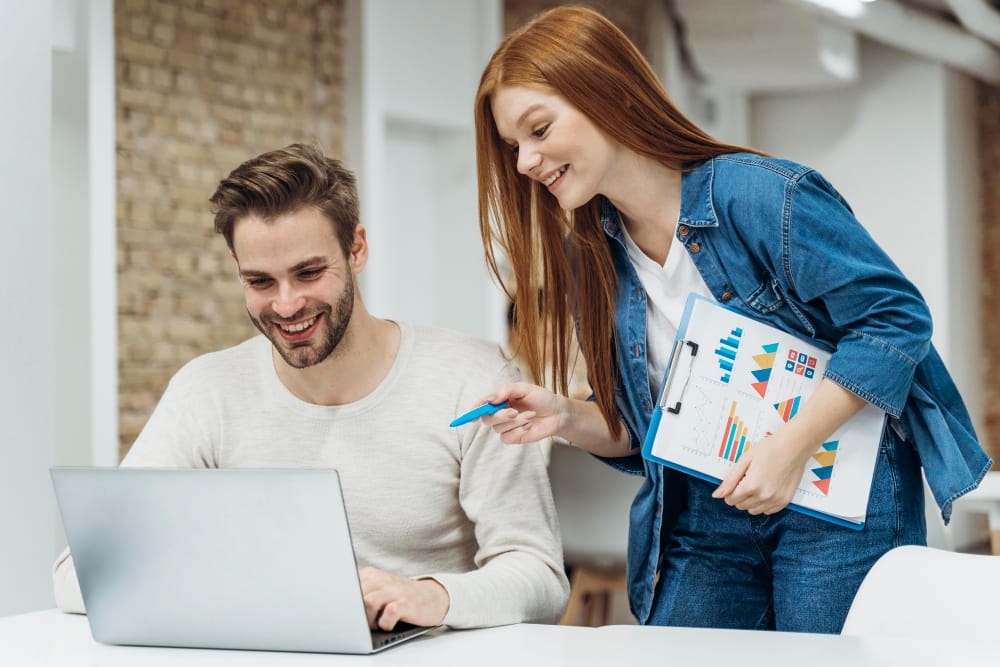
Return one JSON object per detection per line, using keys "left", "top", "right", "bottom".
{"left": 471, "top": 5, "right": 990, "bottom": 634}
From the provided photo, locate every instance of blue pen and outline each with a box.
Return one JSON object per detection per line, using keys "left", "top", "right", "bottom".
{"left": 449, "top": 401, "right": 509, "bottom": 427}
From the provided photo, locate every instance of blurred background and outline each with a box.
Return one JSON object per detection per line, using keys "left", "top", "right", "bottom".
{"left": 2, "top": 0, "right": 999, "bottom": 619}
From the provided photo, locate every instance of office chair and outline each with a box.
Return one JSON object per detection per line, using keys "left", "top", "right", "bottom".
{"left": 548, "top": 442, "right": 643, "bottom": 626}
{"left": 841, "top": 545, "right": 1000, "bottom": 639}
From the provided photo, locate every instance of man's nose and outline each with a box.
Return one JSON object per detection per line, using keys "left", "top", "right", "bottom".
{"left": 272, "top": 284, "right": 305, "bottom": 319}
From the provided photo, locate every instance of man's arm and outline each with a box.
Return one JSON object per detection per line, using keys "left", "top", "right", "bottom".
{"left": 414, "top": 361, "right": 570, "bottom": 629}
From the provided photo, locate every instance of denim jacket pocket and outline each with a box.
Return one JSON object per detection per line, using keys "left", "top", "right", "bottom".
{"left": 744, "top": 276, "right": 817, "bottom": 339}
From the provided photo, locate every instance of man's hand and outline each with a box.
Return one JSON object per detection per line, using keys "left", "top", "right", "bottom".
{"left": 359, "top": 566, "right": 450, "bottom": 630}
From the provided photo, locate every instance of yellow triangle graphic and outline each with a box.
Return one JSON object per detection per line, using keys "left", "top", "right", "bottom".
{"left": 753, "top": 352, "right": 776, "bottom": 368}
{"left": 812, "top": 450, "right": 838, "bottom": 467}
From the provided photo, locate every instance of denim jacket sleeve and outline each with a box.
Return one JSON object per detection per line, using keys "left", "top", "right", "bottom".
{"left": 781, "top": 170, "right": 932, "bottom": 418}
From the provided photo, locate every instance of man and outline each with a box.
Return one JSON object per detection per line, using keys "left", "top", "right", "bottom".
{"left": 53, "top": 144, "right": 569, "bottom": 629}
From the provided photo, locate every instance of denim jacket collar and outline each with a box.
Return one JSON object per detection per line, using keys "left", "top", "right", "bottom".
{"left": 598, "top": 159, "right": 720, "bottom": 239}
{"left": 679, "top": 159, "right": 719, "bottom": 229}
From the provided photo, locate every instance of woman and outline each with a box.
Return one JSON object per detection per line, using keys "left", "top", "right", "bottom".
{"left": 472, "top": 6, "right": 990, "bottom": 633}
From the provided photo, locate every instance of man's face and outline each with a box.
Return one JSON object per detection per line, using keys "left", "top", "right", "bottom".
{"left": 232, "top": 207, "right": 357, "bottom": 369}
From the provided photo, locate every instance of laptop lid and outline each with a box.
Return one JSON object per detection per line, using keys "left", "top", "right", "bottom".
{"left": 51, "top": 467, "right": 435, "bottom": 654}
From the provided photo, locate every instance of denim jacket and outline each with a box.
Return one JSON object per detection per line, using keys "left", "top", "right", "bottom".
{"left": 594, "top": 153, "right": 992, "bottom": 624}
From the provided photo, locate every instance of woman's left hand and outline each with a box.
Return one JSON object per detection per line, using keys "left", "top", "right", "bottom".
{"left": 711, "top": 378, "right": 868, "bottom": 515}
{"left": 712, "top": 433, "right": 813, "bottom": 515}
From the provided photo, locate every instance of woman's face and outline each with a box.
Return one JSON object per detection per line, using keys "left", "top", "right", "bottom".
{"left": 491, "top": 85, "right": 618, "bottom": 211}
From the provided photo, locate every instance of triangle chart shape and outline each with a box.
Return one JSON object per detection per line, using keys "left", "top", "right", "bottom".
{"left": 812, "top": 478, "right": 832, "bottom": 495}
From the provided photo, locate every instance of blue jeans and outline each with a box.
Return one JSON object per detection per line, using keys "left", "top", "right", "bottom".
{"left": 648, "top": 423, "right": 926, "bottom": 633}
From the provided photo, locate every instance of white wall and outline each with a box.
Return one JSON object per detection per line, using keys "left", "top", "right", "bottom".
{"left": 345, "top": 0, "right": 507, "bottom": 343}
{"left": 1, "top": 0, "right": 116, "bottom": 617}
{"left": 750, "top": 40, "right": 985, "bottom": 548}
{"left": 1, "top": 2, "right": 57, "bottom": 617}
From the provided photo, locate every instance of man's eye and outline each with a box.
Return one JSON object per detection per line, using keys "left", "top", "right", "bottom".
{"left": 299, "top": 269, "right": 322, "bottom": 280}
{"left": 532, "top": 124, "right": 549, "bottom": 138}
{"left": 246, "top": 278, "right": 272, "bottom": 289}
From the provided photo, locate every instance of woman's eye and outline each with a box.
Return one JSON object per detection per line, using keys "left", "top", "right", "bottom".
{"left": 532, "top": 124, "right": 550, "bottom": 138}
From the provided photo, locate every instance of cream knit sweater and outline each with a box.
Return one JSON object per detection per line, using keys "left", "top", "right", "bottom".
{"left": 53, "top": 322, "right": 569, "bottom": 628}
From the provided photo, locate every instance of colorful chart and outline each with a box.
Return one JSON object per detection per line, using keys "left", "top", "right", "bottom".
{"left": 810, "top": 440, "right": 839, "bottom": 495}
{"left": 714, "top": 328, "right": 743, "bottom": 384}
{"left": 784, "top": 349, "right": 818, "bottom": 379}
{"left": 718, "top": 401, "right": 751, "bottom": 462}
{"left": 750, "top": 343, "right": 779, "bottom": 397}
{"left": 773, "top": 395, "right": 802, "bottom": 423}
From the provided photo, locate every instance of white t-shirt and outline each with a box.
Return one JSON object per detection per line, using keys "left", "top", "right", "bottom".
{"left": 620, "top": 225, "right": 714, "bottom": 399}
{"left": 53, "top": 322, "right": 569, "bottom": 629}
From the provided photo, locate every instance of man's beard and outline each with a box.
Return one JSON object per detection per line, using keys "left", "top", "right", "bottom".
{"left": 250, "top": 277, "right": 355, "bottom": 369}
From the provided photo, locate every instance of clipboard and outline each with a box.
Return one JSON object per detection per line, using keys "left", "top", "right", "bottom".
{"left": 641, "top": 294, "right": 885, "bottom": 529}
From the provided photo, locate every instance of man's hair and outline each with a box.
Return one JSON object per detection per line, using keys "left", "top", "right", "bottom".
{"left": 210, "top": 143, "right": 359, "bottom": 256}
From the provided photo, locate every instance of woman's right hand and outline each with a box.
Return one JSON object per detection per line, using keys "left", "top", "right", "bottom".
{"left": 478, "top": 382, "right": 567, "bottom": 444}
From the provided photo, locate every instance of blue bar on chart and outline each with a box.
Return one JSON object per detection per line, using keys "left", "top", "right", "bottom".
{"left": 714, "top": 328, "right": 743, "bottom": 383}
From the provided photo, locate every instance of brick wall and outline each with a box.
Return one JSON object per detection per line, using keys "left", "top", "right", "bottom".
{"left": 979, "top": 81, "right": 1000, "bottom": 466}
{"left": 115, "top": 0, "right": 344, "bottom": 459}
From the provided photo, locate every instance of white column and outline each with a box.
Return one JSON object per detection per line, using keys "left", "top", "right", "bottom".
{"left": 0, "top": 1, "right": 57, "bottom": 615}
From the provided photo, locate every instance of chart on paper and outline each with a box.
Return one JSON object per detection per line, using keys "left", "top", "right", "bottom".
{"left": 644, "top": 294, "right": 886, "bottom": 527}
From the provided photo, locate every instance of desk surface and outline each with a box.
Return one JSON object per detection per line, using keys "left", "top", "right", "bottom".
{"left": 1, "top": 610, "right": 994, "bottom": 667}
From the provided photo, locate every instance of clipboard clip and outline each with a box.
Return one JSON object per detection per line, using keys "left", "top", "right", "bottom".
{"left": 658, "top": 340, "right": 698, "bottom": 414}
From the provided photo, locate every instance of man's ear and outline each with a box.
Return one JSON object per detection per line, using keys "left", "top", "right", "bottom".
{"left": 348, "top": 225, "right": 369, "bottom": 275}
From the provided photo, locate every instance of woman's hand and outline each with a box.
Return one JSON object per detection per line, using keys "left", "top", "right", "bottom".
{"left": 712, "top": 378, "right": 867, "bottom": 515}
{"left": 478, "top": 382, "right": 567, "bottom": 444}
{"left": 712, "top": 432, "right": 813, "bottom": 514}
{"left": 474, "top": 382, "right": 632, "bottom": 457}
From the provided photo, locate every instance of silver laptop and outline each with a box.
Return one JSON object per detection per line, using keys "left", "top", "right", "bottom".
{"left": 50, "top": 467, "right": 437, "bottom": 653}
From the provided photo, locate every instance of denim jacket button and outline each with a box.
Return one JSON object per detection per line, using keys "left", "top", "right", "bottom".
{"left": 678, "top": 225, "right": 689, "bottom": 237}
{"left": 721, "top": 291, "right": 733, "bottom": 302}
{"left": 689, "top": 242, "right": 701, "bottom": 254}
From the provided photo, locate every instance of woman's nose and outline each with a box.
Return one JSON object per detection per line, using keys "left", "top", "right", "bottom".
{"left": 517, "top": 146, "right": 541, "bottom": 176}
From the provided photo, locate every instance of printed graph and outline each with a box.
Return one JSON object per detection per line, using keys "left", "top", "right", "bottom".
{"left": 773, "top": 395, "right": 802, "bottom": 423}
{"left": 714, "top": 328, "right": 743, "bottom": 384}
{"left": 810, "top": 440, "right": 839, "bottom": 495}
{"left": 718, "top": 401, "right": 752, "bottom": 462}
{"left": 750, "top": 343, "right": 779, "bottom": 397}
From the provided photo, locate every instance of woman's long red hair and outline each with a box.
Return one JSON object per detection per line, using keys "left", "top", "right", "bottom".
{"left": 475, "top": 6, "right": 757, "bottom": 436}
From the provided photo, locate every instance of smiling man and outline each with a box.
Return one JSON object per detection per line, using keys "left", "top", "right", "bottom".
{"left": 53, "top": 144, "right": 569, "bottom": 630}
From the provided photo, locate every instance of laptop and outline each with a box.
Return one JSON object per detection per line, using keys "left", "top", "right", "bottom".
{"left": 50, "top": 467, "right": 437, "bottom": 653}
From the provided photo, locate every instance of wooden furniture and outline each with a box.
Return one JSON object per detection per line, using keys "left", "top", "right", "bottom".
{"left": 559, "top": 565, "right": 628, "bottom": 627}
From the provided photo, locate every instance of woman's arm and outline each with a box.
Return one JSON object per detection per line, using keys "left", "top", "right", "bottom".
{"left": 712, "top": 378, "right": 866, "bottom": 514}
{"left": 479, "top": 382, "right": 632, "bottom": 457}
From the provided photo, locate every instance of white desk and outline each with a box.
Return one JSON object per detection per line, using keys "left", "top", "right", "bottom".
{"left": 952, "top": 471, "right": 1000, "bottom": 554}
{"left": 1, "top": 610, "right": 994, "bottom": 667}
